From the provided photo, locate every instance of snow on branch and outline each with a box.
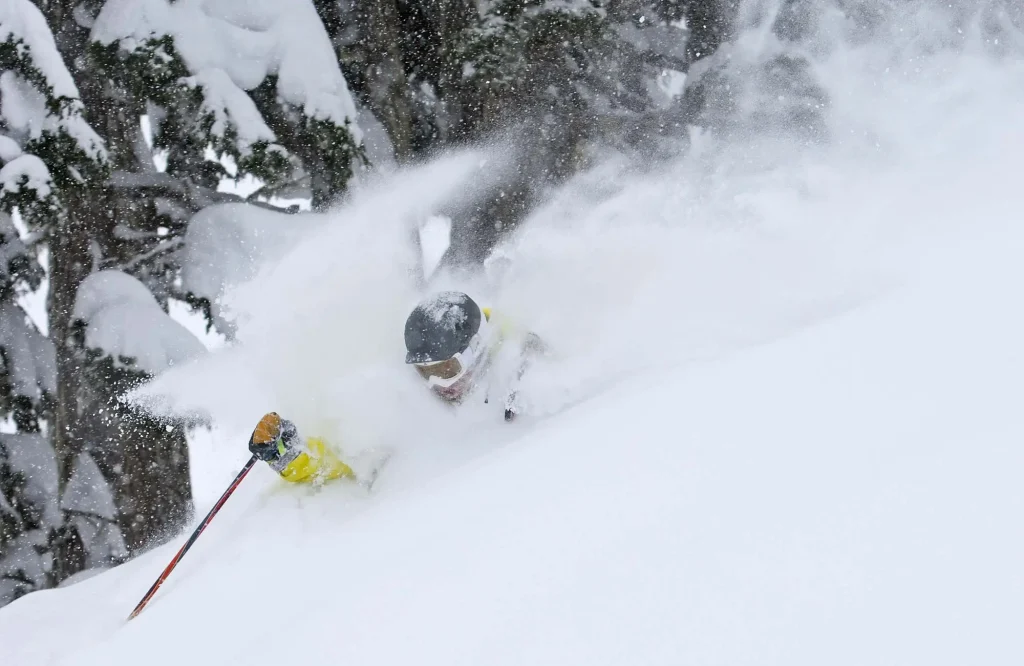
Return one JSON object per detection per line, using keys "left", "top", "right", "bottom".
{"left": 181, "top": 202, "right": 322, "bottom": 333}
{"left": 185, "top": 68, "right": 276, "bottom": 146}
{"left": 0, "top": 135, "right": 21, "bottom": 162}
{"left": 72, "top": 270, "right": 206, "bottom": 376}
{"left": 0, "top": 432, "right": 59, "bottom": 604}
{"left": 0, "top": 153, "right": 51, "bottom": 200}
{"left": 0, "top": 300, "right": 55, "bottom": 400}
{"left": 0, "top": 1, "right": 84, "bottom": 102}
{"left": 60, "top": 451, "right": 127, "bottom": 568}
{"left": 1, "top": 433, "right": 59, "bottom": 527}
{"left": 0, "top": 0, "right": 106, "bottom": 162}
{"left": 0, "top": 211, "right": 31, "bottom": 285}
{"left": 92, "top": 0, "right": 362, "bottom": 140}
{"left": 60, "top": 451, "right": 115, "bottom": 521}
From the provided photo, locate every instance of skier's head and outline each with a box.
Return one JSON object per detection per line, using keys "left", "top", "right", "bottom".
{"left": 404, "top": 291, "right": 490, "bottom": 402}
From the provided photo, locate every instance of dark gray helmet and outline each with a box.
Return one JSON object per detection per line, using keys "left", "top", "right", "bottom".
{"left": 404, "top": 291, "right": 482, "bottom": 364}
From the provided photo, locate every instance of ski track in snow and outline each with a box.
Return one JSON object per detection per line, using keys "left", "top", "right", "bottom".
{"left": 4, "top": 2, "right": 1024, "bottom": 664}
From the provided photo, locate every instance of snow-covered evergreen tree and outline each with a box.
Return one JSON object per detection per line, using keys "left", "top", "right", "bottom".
{"left": 8, "top": 0, "right": 369, "bottom": 568}
{"left": 0, "top": 0, "right": 116, "bottom": 604}
{"left": 90, "top": 0, "right": 365, "bottom": 211}
{"left": 69, "top": 0, "right": 367, "bottom": 333}
{"left": 0, "top": 210, "right": 59, "bottom": 606}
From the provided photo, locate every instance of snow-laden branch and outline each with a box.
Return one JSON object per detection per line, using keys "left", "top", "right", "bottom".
{"left": 0, "top": 300, "right": 55, "bottom": 399}
{"left": 0, "top": 0, "right": 106, "bottom": 162}
{"left": 107, "top": 169, "right": 291, "bottom": 214}
{"left": 117, "top": 237, "right": 183, "bottom": 271}
{"left": 92, "top": 0, "right": 362, "bottom": 141}
{"left": 181, "top": 202, "right": 322, "bottom": 332}
{"left": 73, "top": 270, "right": 206, "bottom": 376}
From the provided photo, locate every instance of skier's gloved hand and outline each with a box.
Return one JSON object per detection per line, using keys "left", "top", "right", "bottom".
{"left": 248, "top": 412, "right": 298, "bottom": 462}
{"left": 523, "top": 331, "right": 549, "bottom": 356}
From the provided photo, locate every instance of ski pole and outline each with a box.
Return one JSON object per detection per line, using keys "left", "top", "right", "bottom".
{"left": 127, "top": 454, "right": 258, "bottom": 621}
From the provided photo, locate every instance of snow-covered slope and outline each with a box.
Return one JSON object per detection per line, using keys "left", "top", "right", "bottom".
{"left": 4, "top": 3, "right": 1024, "bottom": 664}
{"left": 3, "top": 218, "right": 1024, "bottom": 665}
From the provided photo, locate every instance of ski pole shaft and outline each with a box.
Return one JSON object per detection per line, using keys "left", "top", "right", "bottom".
{"left": 127, "top": 454, "right": 258, "bottom": 621}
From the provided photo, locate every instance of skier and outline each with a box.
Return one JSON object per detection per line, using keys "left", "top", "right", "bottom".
{"left": 404, "top": 290, "right": 546, "bottom": 421}
{"left": 247, "top": 412, "right": 386, "bottom": 487}
{"left": 247, "top": 291, "right": 541, "bottom": 485}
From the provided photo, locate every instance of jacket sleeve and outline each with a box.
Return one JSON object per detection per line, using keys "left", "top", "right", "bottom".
{"left": 503, "top": 332, "right": 551, "bottom": 421}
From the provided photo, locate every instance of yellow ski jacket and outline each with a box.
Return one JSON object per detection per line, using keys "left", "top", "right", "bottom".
{"left": 274, "top": 437, "right": 354, "bottom": 484}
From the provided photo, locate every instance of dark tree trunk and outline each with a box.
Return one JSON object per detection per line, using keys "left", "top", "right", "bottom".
{"left": 72, "top": 357, "right": 194, "bottom": 553}
{"left": 48, "top": 192, "right": 94, "bottom": 581}
{"left": 49, "top": 197, "right": 93, "bottom": 492}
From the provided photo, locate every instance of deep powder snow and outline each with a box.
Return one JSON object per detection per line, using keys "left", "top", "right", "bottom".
{"left": 3, "top": 2, "right": 1024, "bottom": 664}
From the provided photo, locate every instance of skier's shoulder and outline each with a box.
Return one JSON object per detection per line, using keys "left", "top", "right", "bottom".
{"left": 481, "top": 307, "right": 547, "bottom": 354}
{"left": 483, "top": 306, "right": 532, "bottom": 345}
{"left": 481, "top": 306, "right": 514, "bottom": 335}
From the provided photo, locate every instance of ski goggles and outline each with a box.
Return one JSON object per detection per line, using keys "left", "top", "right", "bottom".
{"left": 413, "top": 332, "right": 484, "bottom": 389}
